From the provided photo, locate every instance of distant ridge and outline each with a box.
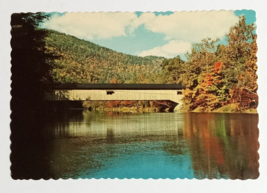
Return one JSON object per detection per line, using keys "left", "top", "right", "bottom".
{"left": 42, "top": 28, "right": 165, "bottom": 84}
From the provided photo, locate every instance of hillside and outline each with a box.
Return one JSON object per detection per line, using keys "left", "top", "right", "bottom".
{"left": 43, "top": 29, "right": 165, "bottom": 83}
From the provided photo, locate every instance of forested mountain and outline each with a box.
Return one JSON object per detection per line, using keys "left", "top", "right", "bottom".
{"left": 43, "top": 29, "right": 165, "bottom": 83}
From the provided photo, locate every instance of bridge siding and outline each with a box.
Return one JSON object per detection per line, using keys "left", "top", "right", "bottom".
{"left": 45, "top": 89, "right": 184, "bottom": 104}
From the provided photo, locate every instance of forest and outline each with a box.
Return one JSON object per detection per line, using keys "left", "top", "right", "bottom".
{"left": 44, "top": 29, "right": 164, "bottom": 84}
{"left": 12, "top": 13, "right": 258, "bottom": 113}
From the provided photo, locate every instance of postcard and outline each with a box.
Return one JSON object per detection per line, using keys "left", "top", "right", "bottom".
{"left": 10, "top": 10, "right": 259, "bottom": 179}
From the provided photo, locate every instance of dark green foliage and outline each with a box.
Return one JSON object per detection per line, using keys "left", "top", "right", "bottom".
{"left": 11, "top": 13, "right": 56, "bottom": 106}
{"left": 161, "top": 56, "right": 186, "bottom": 84}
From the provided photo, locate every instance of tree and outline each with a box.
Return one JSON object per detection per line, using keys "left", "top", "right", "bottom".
{"left": 223, "top": 15, "right": 256, "bottom": 90}
{"left": 244, "top": 35, "right": 258, "bottom": 92}
{"left": 11, "top": 13, "right": 57, "bottom": 179}
{"left": 11, "top": 13, "right": 55, "bottom": 110}
{"left": 226, "top": 15, "right": 255, "bottom": 63}
{"left": 162, "top": 56, "right": 186, "bottom": 84}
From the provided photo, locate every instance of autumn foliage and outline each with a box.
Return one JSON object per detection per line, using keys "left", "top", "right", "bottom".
{"left": 163, "top": 16, "right": 257, "bottom": 112}
{"left": 109, "top": 77, "right": 119, "bottom": 84}
{"left": 214, "top": 62, "right": 222, "bottom": 74}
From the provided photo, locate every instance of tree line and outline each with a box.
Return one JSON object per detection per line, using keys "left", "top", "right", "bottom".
{"left": 161, "top": 15, "right": 257, "bottom": 112}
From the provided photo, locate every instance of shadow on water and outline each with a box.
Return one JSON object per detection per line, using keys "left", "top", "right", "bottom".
{"left": 10, "top": 108, "right": 84, "bottom": 179}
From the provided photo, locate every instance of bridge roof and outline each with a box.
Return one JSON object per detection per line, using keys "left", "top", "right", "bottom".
{"left": 47, "top": 83, "right": 185, "bottom": 90}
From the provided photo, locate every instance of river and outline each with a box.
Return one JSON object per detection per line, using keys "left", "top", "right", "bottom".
{"left": 11, "top": 111, "right": 259, "bottom": 179}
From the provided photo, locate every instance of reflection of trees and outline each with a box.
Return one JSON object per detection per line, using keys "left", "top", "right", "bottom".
{"left": 107, "top": 128, "right": 115, "bottom": 144}
{"left": 43, "top": 110, "right": 84, "bottom": 139}
{"left": 223, "top": 114, "right": 259, "bottom": 179}
{"left": 183, "top": 113, "right": 259, "bottom": 179}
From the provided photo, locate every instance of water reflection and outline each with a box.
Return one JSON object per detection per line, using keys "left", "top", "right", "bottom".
{"left": 183, "top": 113, "right": 259, "bottom": 179}
{"left": 43, "top": 111, "right": 258, "bottom": 179}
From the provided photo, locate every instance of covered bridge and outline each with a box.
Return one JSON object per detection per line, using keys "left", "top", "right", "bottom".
{"left": 45, "top": 83, "right": 185, "bottom": 110}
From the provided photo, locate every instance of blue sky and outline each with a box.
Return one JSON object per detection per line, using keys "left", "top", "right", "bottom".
{"left": 41, "top": 10, "right": 256, "bottom": 60}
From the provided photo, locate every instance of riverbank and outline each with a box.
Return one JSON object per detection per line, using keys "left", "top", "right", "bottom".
{"left": 88, "top": 103, "right": 258, "bottom": 114}
{"left": 179, "top": 103, "right": 258, "bottom": 114}
{"left": 214, "top": 104, "right": 258, "bottom": 113}
{"left": 83, "top": 100, "right": 177, "bottom": 113}
{"left": 95, "top": 106, "right": 171, "bottom": 113}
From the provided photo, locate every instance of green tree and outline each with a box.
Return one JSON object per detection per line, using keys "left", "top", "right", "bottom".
{"left": 223, "top": 15, "right": 256, "bottom": 91}
{"left": 162, "top": 56, "right": 186, "bottom": 84}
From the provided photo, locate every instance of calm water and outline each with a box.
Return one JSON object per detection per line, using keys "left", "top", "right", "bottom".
{"left": 12, "top": 111, "right": 259, "bottom": 179}
{"left": 35, "top": 111, "right": 258, "bottom": 179}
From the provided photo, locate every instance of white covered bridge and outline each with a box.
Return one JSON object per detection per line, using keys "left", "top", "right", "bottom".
{"left": 45, "top": 84, "right": 185, "bottom": 111}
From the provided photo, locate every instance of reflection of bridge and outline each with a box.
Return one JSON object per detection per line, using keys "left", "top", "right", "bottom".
{"left": 45, "top": 84, "right": 185, "bottom": 111}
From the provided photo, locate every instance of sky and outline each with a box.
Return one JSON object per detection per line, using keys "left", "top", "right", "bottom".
{"left": 41, "top": 10, "right": 256, "bottom": 60}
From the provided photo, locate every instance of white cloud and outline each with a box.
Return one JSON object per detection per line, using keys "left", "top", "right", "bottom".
{"left": 137, "top": 11, "right": 239, "bottom": 42}
{"left": 42, "top": 11, "right": 239, "bottom": 58}
{"left": 42, "top": 11, "right": 239, "bottom": 43}
{"left": 42, "top": 12, "right": 139, "bottom": 40}
{"left": 138, "top": 40, "right": 192, "bottom": 58}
